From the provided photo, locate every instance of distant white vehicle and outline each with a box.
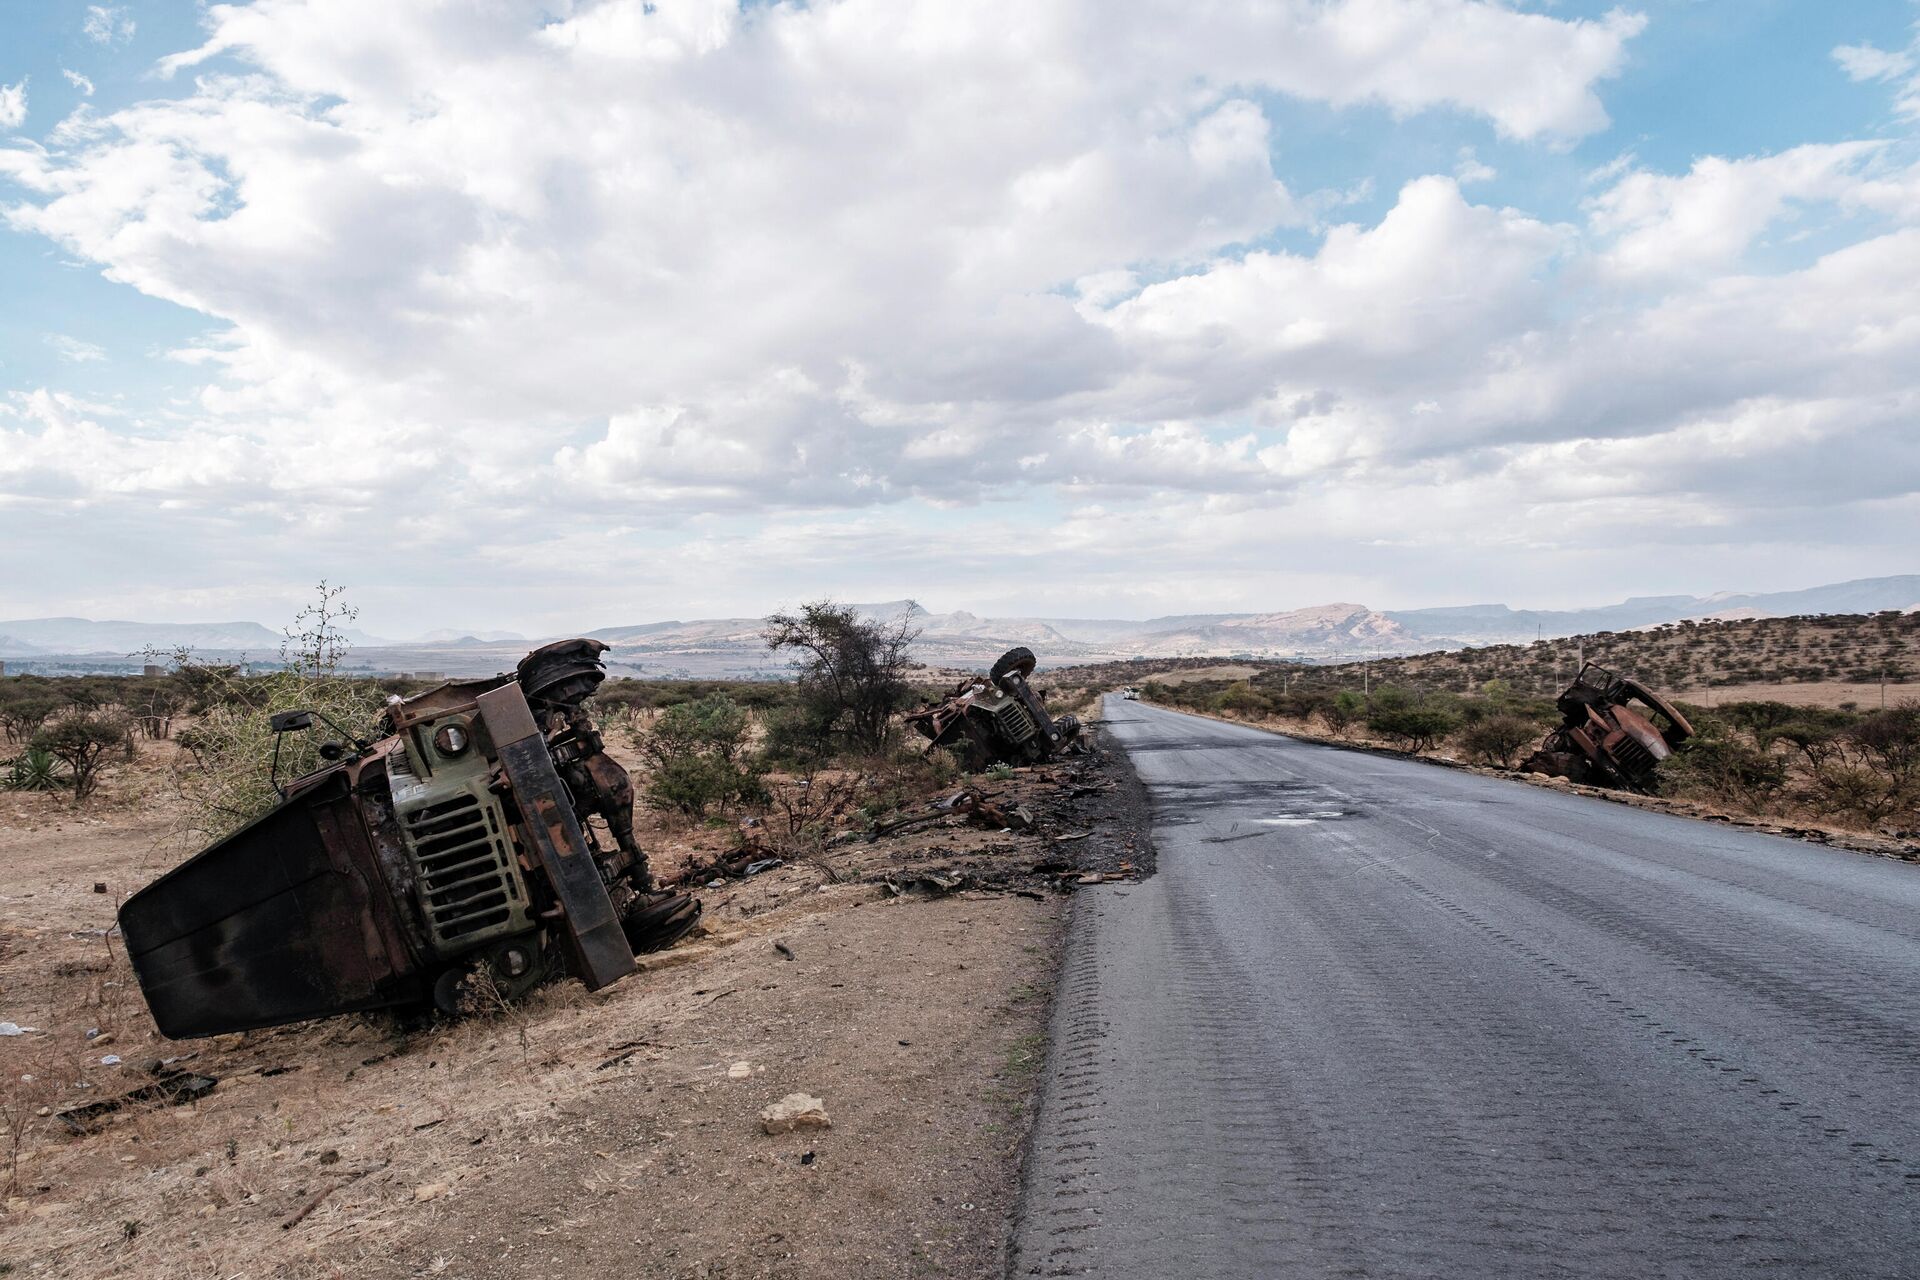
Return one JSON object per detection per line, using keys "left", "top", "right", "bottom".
{"left": 1121, "top": 687, "right": 1139, "bottom": 700}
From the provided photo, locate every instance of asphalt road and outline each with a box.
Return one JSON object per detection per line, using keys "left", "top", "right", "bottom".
{"left": 1011, "top": 698, "right": 1920, "bottom": 1278}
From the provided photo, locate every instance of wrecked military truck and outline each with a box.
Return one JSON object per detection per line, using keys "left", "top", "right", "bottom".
{"left": 119, "top": 640, "right": 699, "bottom": 1039}
{"left": 904, "top": 646, "right": 1084, "bottom": 770}
{"left": 1522, "top": 661, "right": 1694, "bottom": 793}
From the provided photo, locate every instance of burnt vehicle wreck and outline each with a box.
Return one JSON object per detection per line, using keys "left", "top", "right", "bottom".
{"left": 905, "top": 647, "right": 1084, "bottom": 770}
{"left": 119, "top": 640, "right": 699, "bottom": 1039}
{"left": 1522, "top": 661, "right": 1694, "bottom": 793}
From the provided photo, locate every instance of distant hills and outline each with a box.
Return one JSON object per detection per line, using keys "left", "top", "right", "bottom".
{"left": 3, "top": 575, "right": 1914, "bottom": 678}
{"left": 0, "top": 617, "right": 285, "bottom": 655}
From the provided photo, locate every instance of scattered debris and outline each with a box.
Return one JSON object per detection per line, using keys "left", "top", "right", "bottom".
{"left": 0, "top": 1022, "right": 36, "bottom": 1036}
{"left": 728, "top": 1061, "right": 753, "bottom": 1080}
{"left": 760, "top": 1092, "right": 831, "bottom": 1134}
{"left": 55, "top": 1069, "right": 219, "bottom": 1134}
{"left": 681, "top": 848, "right": 784, "bottom": 884}
{"left": 773, "top": 940, "right": 796, "bottom": 961}
{"left": 1522, "top": 662, "right": 1693, "bottom": 793}
{"left": 883, "top": 871, "right": 970, "bottom": 899}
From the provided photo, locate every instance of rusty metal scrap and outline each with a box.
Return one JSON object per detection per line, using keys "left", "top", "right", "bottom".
{"left": 1522, "top": 662, "right": 1694, "bottom": 793}
{"left": 903, "top": 646, "right": 1086, "bottom": 770}
{"left": 56, "top": 1068, "right": 218, "bottom": 1134}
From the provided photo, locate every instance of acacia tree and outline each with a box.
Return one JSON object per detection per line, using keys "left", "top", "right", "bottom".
{"left": 763, "top": 601, "right": 919, "bottom": 755}
{"left": 168, "top": 581, "right": 383, "bottom": 843}
{"left": 31, "top": 711, "right": 134, "bottom": 801}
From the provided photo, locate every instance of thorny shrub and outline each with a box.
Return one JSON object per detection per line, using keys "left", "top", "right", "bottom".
{"left": 1364, "top": 686, "right": 1462, "bottom": 754}
{"left": 167, "top": 583, "right": 385, "bottom": 846}
{"left": 764, "top": 600, "right": 919, "bottom": 754}
{"left": 1458, "top": 713, "right": 1540, "bottom": 769}
{"left": 633, "top": 694, "right": 767, "bottom": 819}
{"left": 30, "top": 710, "right": 135, "bottom": 802}
{"left": 0, "top": 685, "right": 69, "bottom": 744}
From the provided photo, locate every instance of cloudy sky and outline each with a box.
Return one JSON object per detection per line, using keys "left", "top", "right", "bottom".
{"left": 2, "top": 1, "right": 1917, "bottom": 637}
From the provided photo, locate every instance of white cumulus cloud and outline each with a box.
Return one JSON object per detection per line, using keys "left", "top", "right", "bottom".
{"left": 0, "top": 80, "right": 25, "bottom": 130}
{"left": 0, "top": 0, "right": 1915, "bottom": 628}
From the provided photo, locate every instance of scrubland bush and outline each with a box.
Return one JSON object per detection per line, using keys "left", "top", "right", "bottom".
{"left": 30, "top": 711, "right": 134, "bottom": 801}
{"left": 169, "top": 583, "right": 385, "bottom": 843}
{"left": 0, "top": 689, "right": 61, "bottom": 743}
{"left": 1324, "top": 690, "right": 1365, "bottom": 736}
{"left": 635, "top": 694, "right": 766, "bottom": 818}
{"left": 1664, "top": 729, "right": 1789, "bottom": 809}
{"left": 1365, "top": 686, "right": 1461, "bottom": 753}
{"left": 1211, "top": 681, "right": 1266, "bottom": 717}
{"left": 1458, "top": 713, "right": 1539, "bottom": 769}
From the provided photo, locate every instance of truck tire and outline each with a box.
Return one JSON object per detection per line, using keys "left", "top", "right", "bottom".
{"left": 990, "top": 647, "right": 1037, "bottom": 682}
{"left": 622, "top": 891, "right": 703, "bottom": 954}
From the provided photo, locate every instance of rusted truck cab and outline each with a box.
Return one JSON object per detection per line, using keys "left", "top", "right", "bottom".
{"left": 119, "top": 640, "right": 696, "bottom": 1039}
{"left": 1523, "top": 662, "right": 1694, "bottom": 793}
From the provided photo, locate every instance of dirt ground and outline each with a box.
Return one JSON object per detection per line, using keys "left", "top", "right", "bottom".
{"left": 0, "top": 723, "right": 1150, "bottom": 1279}
{"left": 1671, "top": 680, "right": 1908, "bottom": 709}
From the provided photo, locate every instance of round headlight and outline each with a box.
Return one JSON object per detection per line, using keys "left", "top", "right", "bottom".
{"left": 433, "top": 723, "right": 470, "bottom": 757}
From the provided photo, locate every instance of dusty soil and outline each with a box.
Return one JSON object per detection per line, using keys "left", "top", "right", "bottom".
{"left": 1670, "top": 680, "right": 1908, "bottom": 709}
{"left": 0, "top": 724, "right": 1150, "bottom": 1279}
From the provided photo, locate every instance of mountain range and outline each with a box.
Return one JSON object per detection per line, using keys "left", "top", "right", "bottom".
{"left": 3, "top": 574, "right": 1914, "bottom": 678}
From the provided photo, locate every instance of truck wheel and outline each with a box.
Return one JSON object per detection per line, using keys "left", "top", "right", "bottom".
{"left": 431, "top": 966, "right": 471, "bottom": 1017}
{"left": 990, "top": 647, "right": 1036, "bottom": 682}
{"left": 622, "top": 891, "right": 703, "bottom": 954}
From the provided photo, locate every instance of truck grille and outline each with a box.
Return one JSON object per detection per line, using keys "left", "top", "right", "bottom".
{"left": 403, "top": 794, "right": 523, "bottom": 946}
{"left": 1608, "top": 734, "right": 1657, "bottom": 782}
{"left": 992, "top": 699, "right": 1038, "bottom": 744}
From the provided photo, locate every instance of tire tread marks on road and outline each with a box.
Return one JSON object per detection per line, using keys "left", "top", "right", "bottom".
{"left": 1011, "top": 700, "right": 1920, "bottom": 1279}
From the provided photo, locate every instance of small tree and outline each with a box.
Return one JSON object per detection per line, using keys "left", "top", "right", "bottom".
{"left": 0, "top": 692, "right": 61, "bottom": 744}
{"left": 1212, "top": 681, "right": 1264, "bottom": 717}
{"left": 763, "top": 601, "right": 918, "bottom": 755}
{"left": 31, "top": 711, "right": 134, "bottom": 801}
{"left": 167, "top": 581, "right": 383, "bottom": 844}
{"left": 1852, "top": 702, "right": 1920, "bottom": 789}
{"left": 1324, "top": 690, "right": 1365, "bottom": 737}
{"left": 1459, "top": 713, "right": 1538, "bottom": 769}
{"left": 635, "top": 695, "right": 764, "bottom": 818}
{"left": 1366, "top": 687, "right": 1460, "bottom": 754}
{"left": 128, "top": 677, "right": 186, "bottom": 739}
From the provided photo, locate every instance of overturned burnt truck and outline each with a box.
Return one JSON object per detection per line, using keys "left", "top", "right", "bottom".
{"left": 1522, "top": 661, "right": 1694, "bottom": 793}
{"left": 119, "top": 640, "right": 699, "bottom": 1039}
{"left": 904, "top": 646, "right": 1084, "bottom": 770}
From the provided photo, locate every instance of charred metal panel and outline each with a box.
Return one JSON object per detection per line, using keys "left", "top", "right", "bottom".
{"left": 476, "top": 683, "right": 636, "bottom": 992}
{"left": 1523, "top": 662, "right": 1692, "bottom": 793}
{"left": 118, "top": 772, "right": 426, "bottom": 1039}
